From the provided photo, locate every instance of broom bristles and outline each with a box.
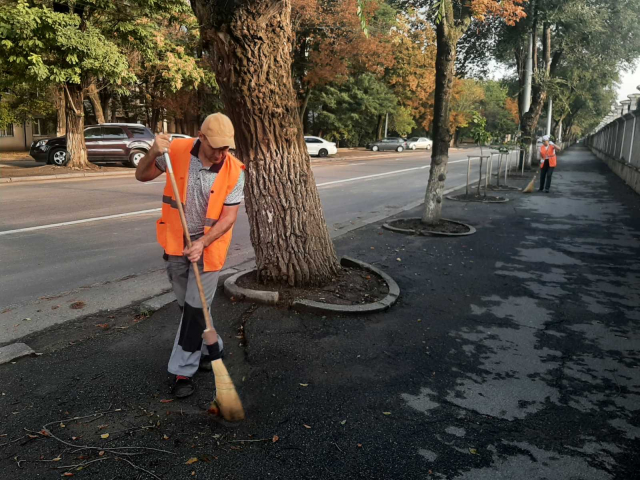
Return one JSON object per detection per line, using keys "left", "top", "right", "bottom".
{"left": 522, "top": 175, "right": 537, "bottom": 193}
{"left": 211, "top": 359, "right": 245, "bottom": 422}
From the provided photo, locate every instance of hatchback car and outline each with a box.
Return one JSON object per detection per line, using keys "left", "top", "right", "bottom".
{"left": 30, "top": 123, "right": 155, "bottom": 167}
{"left": 368, "top": 137, "right": 408, "bottom": 152}
{"left": 304, "top": 136, "right": 337, "bottom": 157}
{"left": 407, "top": 137, "right": 433, "bottom": 150}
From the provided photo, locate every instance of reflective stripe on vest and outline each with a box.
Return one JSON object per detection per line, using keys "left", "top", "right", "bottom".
{"left": 540, "top": 144, "right": 557, "bottom": 168}
{"left": 156, "top": 138, "right": 245, "bottom": 272}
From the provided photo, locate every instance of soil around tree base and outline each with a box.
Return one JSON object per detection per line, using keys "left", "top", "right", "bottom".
{"left": 447, "top": 193, "right": 509, "bottom": 203}
{"left": 383, "top": 217, "right": 476, "bottom": 236}
{"left": 235, "top": 264, "right": 389, "bottom": 307}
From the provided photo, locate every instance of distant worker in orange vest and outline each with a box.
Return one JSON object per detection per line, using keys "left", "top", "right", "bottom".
{"left": 135, "top": 114, "right": 245, "bottom": 398}
{"left": 539, "top": 135, "right": 560, "bottom": 193}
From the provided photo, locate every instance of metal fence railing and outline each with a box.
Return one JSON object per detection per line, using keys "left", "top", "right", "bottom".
{"left": 586, "top": 99, "right": 640, "bottom": 169}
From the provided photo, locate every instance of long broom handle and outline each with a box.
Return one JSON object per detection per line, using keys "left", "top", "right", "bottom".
{"left": 163, "top": 152, "right": 216, "bottom": 335}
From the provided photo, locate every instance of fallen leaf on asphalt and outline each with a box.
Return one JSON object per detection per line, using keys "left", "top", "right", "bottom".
{"left": 396, "top": 258, "right": 402, "bottom": 262}
{"left": 185, "top": 457, "right": 198, "bottom": 465}
{"left": 52, "top": 457, "right": 62, "bottom": 462}
{"left": 59, "top": 423, "right": 65, "bottom": 428}
{"left": 357, "top": 443, "right": 363, "bottom": 448}
{"left": 71, "top": 436, "right": 81, "bottom": 441}
{"left": 191, "top": 472, "right": 196, "bottom": 476}
{"left": 97, "top": 424, "right": 109, "bottom": 430}
{"left": 299, "top": 383, "right": 308, "bottom": 387}
{"left": 95, "top": 323, "right": 110, "bottom": 330}
{"left": 69, "top": 301, "right": 85, "bottom": 310}
{"left": 98, "top": 451, "right": 105, "bottom": 457}
{"left": 163, "top": 434, "right": 169, "bottom": 440}
{"left": 303, "top": 424, "right": 312, "bottom": 429}
{"left": 62, "top": 473, "right": 74, "bottom": 477}
{"left": 100, "top": 434, "right": 109, "bottom": 439}
{"left": 469, "top": 448, "right": 478, "bottom": 455}
{"left": 160, "top": 399, "right": 174, "bottom": 403}
{"left": 272, "top": 435, "right": 279, "bottom": 443}
{"left": 23, "top": 318, "right": 31, "bottom": 321}
{"left": 382, "top": 412, "right": 391, "bottom": 415}
{"left": 51, "top": 305, "right": 59, "bottom": 310}
{"left": 39, "top": 430, "right": 50, "bottom": 437}
{"left": 340, "top": 420, "right": 347, "bottom": 425}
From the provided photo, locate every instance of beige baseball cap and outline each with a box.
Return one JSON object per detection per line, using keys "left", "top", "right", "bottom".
{"left": 200, "top": 113, "right": 235, "bottom": 149}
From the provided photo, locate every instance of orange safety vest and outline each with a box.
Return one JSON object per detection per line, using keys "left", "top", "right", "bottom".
{"left": 540, "top": 144, "right": 557, "bottom": 168}
{"left": 156, "top": 138, "right": 245, "bottom": 272}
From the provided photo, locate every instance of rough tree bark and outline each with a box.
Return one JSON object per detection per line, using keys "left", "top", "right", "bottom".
{"left": 421, "top": 1, "right": 469, "bottom": 225}
{"left": 86, "top": 80, "right": 105, "bottom": 124}
{"left": 64, "top": 83, "right": 90, "bottom": 169}
{"left": 54, "top": 86, "right": 66, "bottom": 137}
{"left": 192, "top": 0, "right": 340, "bottom": 286}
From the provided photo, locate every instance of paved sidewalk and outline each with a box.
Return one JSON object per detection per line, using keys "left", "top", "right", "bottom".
{"left": 0, "top": 146, "right": 638, "bottom": 479}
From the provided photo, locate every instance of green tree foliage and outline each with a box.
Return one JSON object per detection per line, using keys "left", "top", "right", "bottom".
{"left": 309, "top": 73, "right": 398, "bottom": 146}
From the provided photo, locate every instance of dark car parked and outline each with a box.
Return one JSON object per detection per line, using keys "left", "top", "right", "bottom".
{"left": 367, "top": 137, "right": 408, "bottom": 152}
{"left": 30, "top": 123, "right": 155, "bottom": 167}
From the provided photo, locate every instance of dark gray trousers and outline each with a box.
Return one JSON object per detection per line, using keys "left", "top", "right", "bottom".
{"left": 165, "top": 254, "right": 223, "bottom": 377}
{"left": 539, "top": 164, "right": 555, "bottom": 191}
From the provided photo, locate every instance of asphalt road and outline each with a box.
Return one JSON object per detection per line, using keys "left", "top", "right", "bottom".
{"left": 0, "top": 147, "right": 490, "bottom": 309}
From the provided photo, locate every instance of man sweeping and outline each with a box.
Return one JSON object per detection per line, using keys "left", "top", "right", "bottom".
{"left": 539, "top": 135, "right": 560, "bottom": 193}
{"left": 135, "top": 113, "right": 245, "bottom": 398}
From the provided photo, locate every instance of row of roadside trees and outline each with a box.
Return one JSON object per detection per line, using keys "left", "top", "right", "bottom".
{"left": 2, "top": 0, "right": 640, "bottom": 289}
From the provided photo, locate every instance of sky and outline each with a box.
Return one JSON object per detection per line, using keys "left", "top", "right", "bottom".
{"left": 617, "top": 66, "right": 640, "bottom": 102}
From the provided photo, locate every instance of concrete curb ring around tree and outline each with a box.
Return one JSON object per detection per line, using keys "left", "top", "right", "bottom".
{"left": 223, "top": 256, "right": 400, "bottom": 315}
{"left": 445, "top": 195, "right": 510, "bottom": 204}
{"left": 382, "top": 218, "right": 477, "bottom": 237}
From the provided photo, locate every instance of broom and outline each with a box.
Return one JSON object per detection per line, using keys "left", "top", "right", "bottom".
{"left": 522, "top": 175, "right": 537, "bottom": 193}
{"left": 163, "top": 151, "right": 245, "bottom": 422}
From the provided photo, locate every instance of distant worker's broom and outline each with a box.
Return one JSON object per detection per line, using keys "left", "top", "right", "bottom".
{"left": 163, "top": 151, "right": 245, "bottom": 423}
{"left": 522, "top": 175, "right": 537, "bottom": 193}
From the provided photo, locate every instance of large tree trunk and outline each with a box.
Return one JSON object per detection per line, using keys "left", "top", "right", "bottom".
{"left": 192, "top": 0, "right": 340, "bottom": 286}
{"left": 151, "top": 107, "right": 161, "bottom": 133}
{"left": 521, "top": 23, "right": 551, "bottom": 168}
{"left": 64, "top": 83, "right": 90, "bottom": 169}
{"left": 54, "top": 86, "right": 66, "bottom": 137}
{"left": 422, "top": 1, "right": 467, "bottom": 225}
{"left": 86, "top": 80, "right": 105, "bottom": 124}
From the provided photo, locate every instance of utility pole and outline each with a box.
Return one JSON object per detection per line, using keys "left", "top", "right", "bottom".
{"left": 546, "top": 97, "right": 552, "bottom": 136}
{"left": 384, "top": 113, "right": 389, "bottom": 138}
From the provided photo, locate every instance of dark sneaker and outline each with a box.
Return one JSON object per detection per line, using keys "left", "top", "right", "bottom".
{"left": 172, "top": 375, "right": 195, "bottom": 398}
{"left": 544, "top": 190, "right": 549, "bottom": 193}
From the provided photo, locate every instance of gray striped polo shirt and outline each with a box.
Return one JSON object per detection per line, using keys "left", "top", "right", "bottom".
{"left": 156, "top": 140, "right": 245, "bottom": 236}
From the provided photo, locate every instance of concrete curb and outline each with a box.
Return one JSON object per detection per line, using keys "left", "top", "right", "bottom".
{"left": 382, "top": 218, "right": 477, "bottom": 237}
{"left": 291, "top": 257, "right": 400, "bottom": 315}
{"left": 139, "top": 265, "right": 247, "bottom": 314}
{"left": 223, "top": 271, "right": 279, "bottom": 305}
{"left": 446, "top": 194, "right": 510, "bottom": 204}
{"left": 0, "top": 170, "right": 134, "bottom": 184}
{"left": 222, "top": 257, "right": 400, "bottom": 314}
{"left": 0, "top": 342, "right": 35, "bottom": 365}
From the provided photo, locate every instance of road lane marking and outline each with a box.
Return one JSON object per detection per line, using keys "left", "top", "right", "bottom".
{"left": 0, "top": 158, "right": 474, "bottom": 236}
{"left": 317, "top": 165, "right": 428, "bottom": 187}
{"left": 0, "top": 209, "right": 161, "bottom": 236}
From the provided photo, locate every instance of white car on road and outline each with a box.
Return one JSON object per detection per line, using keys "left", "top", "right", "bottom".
{"left": 304, "top": 136, "right": 338, "bottom": 157}
{"left": 407, "top": 137, "right": 433, "bottom": 150}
